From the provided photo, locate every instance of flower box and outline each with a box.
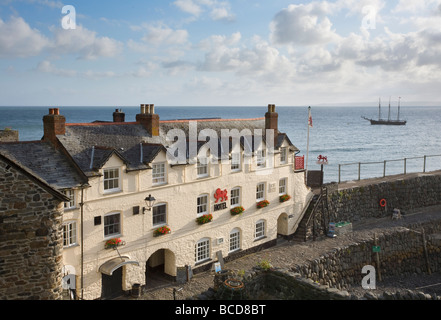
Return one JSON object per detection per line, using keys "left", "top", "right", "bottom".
{"left": 105, "top": 238, "right": 123, "bottom": 250}
{"left": 279, "top": 194, "right": 291, "bottom": 203}
{"left": 154, "top": 226, "right": 171, "bottom": 237}
{"left": 256, "top": 200, "right": 269, "bottom": 209}
{"left": 196, "top": 214, "right": 213, "bottom": 225}
{"left": 230, "top": 206, "right": 245, "bottom": 216}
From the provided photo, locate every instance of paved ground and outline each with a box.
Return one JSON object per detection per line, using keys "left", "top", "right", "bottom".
{"left": 130, "top": 202, "right": 441, "bottom": 300}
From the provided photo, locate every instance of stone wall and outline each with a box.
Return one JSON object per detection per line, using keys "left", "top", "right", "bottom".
{"left": 0, "top": 158, "right": 64, "bottom": 300}
{"left": 330, "top": 174, "right": 441, "bottom": 222}
{"left": 293, "top": 220, "right": 441, "bottom": 291}
{"left": 308, "top": 173, "right": 441, "bottom": 239}
{"left": 0, "top": 130, "right": 19, "bottom": 142}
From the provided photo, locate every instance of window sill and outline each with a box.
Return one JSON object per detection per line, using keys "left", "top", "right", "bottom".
{"left": 103, "top": 189, "right": 122, "bottom": 196}
{"left": 254, "top": 236, "right": 267, "bottom": 242}
{"left": 195, "top": 258, "right": 212, "bottom": 267}
{"left": 197, "top": 175, "right": 210, "bottom": 180}
{"left": 63, "top": 243, "right": 79, "bottom": 249}
{"left": 152, "top": 182, "right": 168, "bottom": 187}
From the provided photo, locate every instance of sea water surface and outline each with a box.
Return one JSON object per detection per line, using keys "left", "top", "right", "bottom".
{"left": 1, "top": 106, "right": 441, "bottom": 183}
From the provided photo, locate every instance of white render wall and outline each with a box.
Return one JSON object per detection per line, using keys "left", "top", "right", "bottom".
{"left": 62, "top": 141, "right": 312, "bottom": 300}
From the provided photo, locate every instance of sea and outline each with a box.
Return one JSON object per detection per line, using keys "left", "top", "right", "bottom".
{"left": 1, "top": 105, "right": 441, "bottom": 183}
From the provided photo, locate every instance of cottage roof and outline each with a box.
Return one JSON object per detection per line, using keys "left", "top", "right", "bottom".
{"left": 56, "top": 117, "right": 298, "bottom": 176}
{"left": 0, "top": 141, "right": 86, "bottom": 191}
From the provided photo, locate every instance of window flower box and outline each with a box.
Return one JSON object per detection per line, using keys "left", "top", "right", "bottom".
{"left": 196, "top": 214, "right": 213, "bottom": 225}
{"left": 279, "top": 194, "right": 291, "bottom": 203}
{"left": 105, "top": 238, "right": 124, "bottom": 250}
{"left": 256, "top": 200, "right": 269, "bottom": 209}
{"left": 154, "top": 226, "right": 171, "bottom": 237}
{"left": 230, "top": 206, "right": 245, "bottom": 216}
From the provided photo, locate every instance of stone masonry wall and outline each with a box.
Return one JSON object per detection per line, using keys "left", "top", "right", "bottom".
{"left": 293, "top": 220, "right": 441, "bottom": 291}
{"left": 330, "top": 174, "right": 441, "bottom": 222}
{"left": 0, "top": 159, "right": 64, "bottom": 300}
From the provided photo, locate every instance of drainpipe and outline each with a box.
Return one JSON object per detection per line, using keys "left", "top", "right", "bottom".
{"left": 80, "top": 185, "right": 85, "bottom": 300}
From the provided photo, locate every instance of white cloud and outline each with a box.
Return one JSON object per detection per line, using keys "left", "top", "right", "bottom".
{"left": 142, "top": 25, "right": 189, "bottom": 45}
{"left": 0, "top": 16, "right": 50, "bottom": 58}
{"left": 50, "top": 25, "right": 123, "bottom": 60}
{"left": 270, "top": 3, "right": 340, "bottom": 46}
{"left": 173, "top": 0, "right": 235, "bottom": 21}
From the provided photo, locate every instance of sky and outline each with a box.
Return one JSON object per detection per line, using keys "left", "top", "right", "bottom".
{"left": 0, "top": 0, "right": 441, "bottom": 107}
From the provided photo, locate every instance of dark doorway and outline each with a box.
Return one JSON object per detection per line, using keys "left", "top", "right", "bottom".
{"left": 101, "top": 267, "right": 123, "bottom": 300}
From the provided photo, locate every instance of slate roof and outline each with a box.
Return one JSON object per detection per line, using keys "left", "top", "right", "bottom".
{"left": 0, "top": 141, "right": 87, "bottom": 189}
{"left": 0, "top": 112, "right": 300, "bottom": 186}
{"left": 56, "top": 117, "right": 299, "bottom": 177}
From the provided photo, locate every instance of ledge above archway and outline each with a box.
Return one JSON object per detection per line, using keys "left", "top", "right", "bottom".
{"left": 99, "top": 256, "right": 139, "bottom": 276}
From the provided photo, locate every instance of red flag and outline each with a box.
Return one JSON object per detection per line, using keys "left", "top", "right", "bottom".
{"left": 308, "top": 107, "right": 313, "bottom": 127}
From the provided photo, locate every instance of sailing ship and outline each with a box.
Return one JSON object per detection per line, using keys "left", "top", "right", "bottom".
{"left": 362, "top": 97, "right": 407, "bottom": 125}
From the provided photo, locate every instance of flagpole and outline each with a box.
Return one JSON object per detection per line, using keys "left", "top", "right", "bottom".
{"left": 306, "top": 106, "right": 311, "bottom": 184}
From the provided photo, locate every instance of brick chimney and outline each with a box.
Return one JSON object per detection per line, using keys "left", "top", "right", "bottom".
{"left": 43, "top": 108, "right": 65, "bottom": 146}
{"left": 113, "top": 109, "right": 125, "bottom": 123}
{"left": 265, "top": 104, "right": 278, "bottom": 133}
{"left": 136, "top": 104, "right": 159, "bottom": 136}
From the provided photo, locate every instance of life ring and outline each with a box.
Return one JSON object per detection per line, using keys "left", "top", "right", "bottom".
{"left": 380, "top": 199, "right": 387, "bottom": 207}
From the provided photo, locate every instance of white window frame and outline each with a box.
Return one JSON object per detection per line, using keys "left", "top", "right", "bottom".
{"left": 195, "top": 238, "right": 210, "bottom": 263}
{"left": 104, "top": 212, "right": 121, "bottom": 239}
{"left": 230, "top": 187, "right": 241, "bottom": 208}
{"left": 279, "top": 178, "right": 287, "bottom": 195}
{"left": 197, "top": 194, "right": 209, "bottom": 217}
{"left": 231, "top": 152, "right": 241, "bottom": 171}
{"left": 256, "top": 182, "right": 265, "bottom": 202}
{"left": 63, "top": 189, "right": 75, "bottom": 209}
{"left": 197, "top": 157, "right": 209, "bottom": 178}
{"left": 255, "top": 220, "right": 265, "bottom": 239}
{"left": 152, "top": 162, "right": 166, "bottom": 185}
{"left": 280, "top": 147, "right": 287, "bottom": 164}
{"left": 256, "top": 148, "right": 266, "bottom": 168}
{"left": 63, "top": 221, "right": 77, "bottom": 247}
{"left": 229, "top": 228, "right": 241, "bottom": 253}
{"left": 152, "top": 203, "right": 167, "bottom": 227}
{"left": 103, "top": 168, "right": 120, "bottom": 192}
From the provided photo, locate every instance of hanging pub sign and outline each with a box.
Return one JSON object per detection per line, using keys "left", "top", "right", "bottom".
{"left": 214, "top": 188, "right": 228, "bottom": 211}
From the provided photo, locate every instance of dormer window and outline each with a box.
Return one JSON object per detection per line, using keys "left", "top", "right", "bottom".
{"left": 256, "top": 149, "right": 266, "bottom": 168}
{"left": 152, "top": 162, "right": 166, "bottom": 185}
{"left": 197, "top": 158, "right": 208, "bottom": 178}
{"left": 280, "top": 147, "right": 287, "bottom": 164}
{"left": 103, "top": 168, "right": 120, "bottom": 192}
{"left": 231, "top": 152, "right": 240, "bottom": 171}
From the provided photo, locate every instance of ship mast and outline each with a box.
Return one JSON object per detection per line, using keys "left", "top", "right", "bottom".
{"left": 388, "top": 96, "right": 391, "bottom": 121}
{"left": 378, "top": 97, "right": 381, "bottom": 120}
{"left": 398, "top": 97, "right": 401, "bottom": 120}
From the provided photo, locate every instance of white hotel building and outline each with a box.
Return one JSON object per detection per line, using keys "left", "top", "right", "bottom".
{"left": 0, "top": 104, "right": 313, "bottom": 300}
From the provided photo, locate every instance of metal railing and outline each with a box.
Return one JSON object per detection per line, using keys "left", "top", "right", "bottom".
{"left": 337, "top": 154, "right": 441, "bottom": 183}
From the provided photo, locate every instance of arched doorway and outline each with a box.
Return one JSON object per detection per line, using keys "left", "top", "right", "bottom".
{"left": 99, "top": 256, "right": 139, "bottom": 300}
{"left": 277, "top": 212, "right": 289, "bottom": 237}
{"left": 145, "top": 249, "right": 176, "bottom": 288}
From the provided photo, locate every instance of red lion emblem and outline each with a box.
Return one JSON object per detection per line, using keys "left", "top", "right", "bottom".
{"left": 214, "top": 188, "right": 228, "bottom": 203}
{"left": 317, "top": 155, "right": 328, "bottom": 162}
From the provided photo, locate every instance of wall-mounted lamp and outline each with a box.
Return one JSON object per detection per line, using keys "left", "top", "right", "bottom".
{"left": 143, "top": 194, "right": 156, "bottom": 214}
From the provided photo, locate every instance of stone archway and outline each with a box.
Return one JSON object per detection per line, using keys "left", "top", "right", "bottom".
{"left": 145, "top": 249, "right": 176, "bottom": 287}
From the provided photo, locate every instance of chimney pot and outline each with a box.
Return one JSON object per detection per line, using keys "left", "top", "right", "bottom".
{"left": 49, "top": 108, "right": 54, "bottom": 115}
{"left": 150, "top": 104, "right": 155, "bottom": 114}
{"left": 54, "top": 108, "right": 60, "bottom": 115}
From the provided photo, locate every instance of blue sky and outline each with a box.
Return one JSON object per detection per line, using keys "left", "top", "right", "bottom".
{"left": 1, "top": 0, "right": 441, "bottom": 106}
